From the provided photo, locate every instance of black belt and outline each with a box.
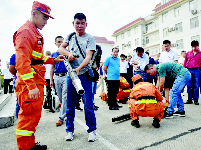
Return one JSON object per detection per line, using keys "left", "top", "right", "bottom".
{"left": 55, "top": 73, "right": 67, "bottom": 77}
{"left": 187, "top": 67, "right": 199, "bottom": 70}
{"left": 31, "top": 60, "right": 43, "bottom": 65}
{"left": 137, "top": 96, "right": 155, "bottom": 100}
{"left": 134, "top": 70, "right": 144, "bottom": 72}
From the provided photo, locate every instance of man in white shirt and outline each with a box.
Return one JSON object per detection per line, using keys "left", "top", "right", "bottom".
{"left": 120, "top": 54, "right": 129, "bottom": 81}
{"left": 158, "top": 40, "right": 178, "bottom": 103}
{"left": 178, "top": 50, "right": 186, "bottom": 66}
{"left": 2, "top": 62, "right": 14, "bottom": 94}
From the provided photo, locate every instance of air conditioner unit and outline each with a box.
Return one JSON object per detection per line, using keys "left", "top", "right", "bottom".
{"left": 191, "top": 9, "right": 197, "bottom": 15}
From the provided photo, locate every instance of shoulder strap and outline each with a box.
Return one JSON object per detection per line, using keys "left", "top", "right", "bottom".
{"left": 74, "top": 35, "right": 86, "bottom": 59}
{"left": 68, "top": 32, "right": 76, "bottom": 41}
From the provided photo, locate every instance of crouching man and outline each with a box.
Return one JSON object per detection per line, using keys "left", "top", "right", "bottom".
{"left": 129, "top": 74, "right": 165, "bottom": 128}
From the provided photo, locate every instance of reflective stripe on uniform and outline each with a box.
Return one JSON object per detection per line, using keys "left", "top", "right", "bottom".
{"left": 31, "top": 68, "right": 37, "bottom": 74}
{"left": 20, "top": 72, "right": 34, "bottom": 80}
{"left": 32, "top": 50, "right": 42, "bottom": 58}
{"left": 133, "top": 83, "right": 151, "bottom": 91}
{"left": 122, "top": 79, "right": 127, "bottom": 83}
{"left": 42, "top": 56, "right": 48, "bottom": 62}
{"left": 123, "top": 89, "right": 131, "bottom": 92}
{"left": 135, "top": 99, "right": 157, "bottom": 104}
{"left": 16, "top": 129, "right": 34, "bottom": 136}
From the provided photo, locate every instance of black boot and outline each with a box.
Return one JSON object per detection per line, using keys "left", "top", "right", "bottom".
{"left": 152, "top": 118, "right": 160, "bottom": 128}
{"left": 131, "top": 119, "right": 140, "bottom": 128}
{"left": 30, "top": 142, "right": 47, "bottom": 150}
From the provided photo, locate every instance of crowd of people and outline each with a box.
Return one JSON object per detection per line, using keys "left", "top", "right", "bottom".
{"left": 1, "top": 1, "right": 200, "bottom": 150}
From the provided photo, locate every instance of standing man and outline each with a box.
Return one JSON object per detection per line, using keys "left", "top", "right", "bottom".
{"left": 58, "top": 13, "right": 97, "bottom": 142}
{"left": 50, "top": 36, "right": 68, "bottom": 127}
{"left": 158, "top": 40, "right": 178, "bottom": 103}
{"left": 127, "top": 55, "right": 133, "bottom": 88}
{"left": 179, "top": 50, "right": 186, "bottom": 66}
{"left": 103, "top": 47, "right": 121, "bottom": 110}
{"left": 2, "top": 62, "right": 13, "bottom": 94}
{"left": 145, "top": 51, "right": 156, "bottom": 83}
{"left": 13, "top": 2, "right": 64, "bottom": 149}
{"left": 145, "top": 62, "right": 191, "bottom": 118}
{"left": 130, "top": 47, "right": 149, "bottom": 82}
{"left": 97, "top": 62, "right": 105, "bottom": 93}
{"left": 184, "top": 40, "right": 201, "bottom": 105}
{"left": 120, "top": 54, "right": 129, "bottom": 81}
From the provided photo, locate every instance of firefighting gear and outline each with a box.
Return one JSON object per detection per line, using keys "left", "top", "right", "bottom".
{"left": 132, "top": 74, "right": 143, "bottom": 83}
{"left": 120, "top": 76, "right": 130, "bottom": 89}
{"left": 117, "top": 88, "right": 131, "bottom": 100}
{"left": 129, "top": 78, "right": 165, "bottom": 122}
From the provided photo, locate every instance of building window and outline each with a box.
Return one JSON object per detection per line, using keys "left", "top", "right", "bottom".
{"left": 163, "top": 27, "right": 169, "bottom": 37}
{"left": 191, "top": 35, "right": 200, "bottom": 43}
{"left": 134, "top": 26, "right": 138, "bottom": 34}
{"left": 162, "top": 12, "right": 168, "bottom": 23}
{"left": 175, "top": 22, "right": 183, "bottom": 33}
{"left": 190, "top": 0, "right": 198, "bottom": 11}
{"left": 128, "top": 41, "right": 131, "bottom": 48}
{"left": 190, "top": 17, "right": 199, "bottom": 29}
{"left": 121, "top": 33, "right": 124, "bottom": 39}
{"left": 176, "top": 39, "right": 184, "bottom": 50}
{"left": 135, "top": 38, "right": 139, "bottom": 46}
{"left": 146, "top": 37, "right": 149, "bottom": 44}
{"left": 116, "top": 35, "right": 119, "bottom": 42}
{"left": 175, "top": 6, "right": 181, "bottom": 17}
{"left": 122, "top": 44, "right": 125, "bottom": 50}
{"left": 127, "top": 30, "right": 131, "bottom": 37}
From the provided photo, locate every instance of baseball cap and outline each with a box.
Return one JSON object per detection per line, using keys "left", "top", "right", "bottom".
{"left": 32, "top": 1, "right": 54, "bottom": 19}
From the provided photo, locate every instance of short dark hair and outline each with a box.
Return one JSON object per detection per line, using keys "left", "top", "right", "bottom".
{"left": 163, "top": 40, "right": 171, "bottom": 45}
{"left": 112, "top": 47, "right": 119, "bottom": 52}
{"left": 55, "top": 36, "right": 63, "bottom": 42}
{"left": 191, "top": 40, "right": 199, "bottom": 47}
{"left": 134, "top": 78, "right": 143, "bottom": 85}
{"left": 181, "top": 50, "right": 186, "bottom": 53}
{"left": 144, "top": 64, "right": 154, "bottom": 72}
{"left": 120, "top": 54, "right": 126, "bottom": 57}
{"left": 136, "top": 47, "right": 144, "bottom": 53}
{"left": 74, "top": 13, "right": 86, "bottom": 21}
{"left": 128, "top": 55, "right": 132, "bottom": 58}
{"left": 145, "top": 51, "right": 149, "bottom": 55}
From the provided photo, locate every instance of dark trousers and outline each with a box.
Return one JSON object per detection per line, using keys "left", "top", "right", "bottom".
{"left": 45, "top": 79, "right": 51, "bottom": 99}
{"left": 4, "top": 79, "right": 13, "bottom": 94}
{"left": 107, "top": 80, "right": 120, "bottom": 107}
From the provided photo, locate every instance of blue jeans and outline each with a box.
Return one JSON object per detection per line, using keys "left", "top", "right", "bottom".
{"left": 187, "top": 68, "right": 201, "bottom": 102}
{"left": 166, "top": 71, "right": 191, "bottom": 114}
{"left": 92, "top": 82, "right": 97, "bottom": 102}
{"left": 66, "top": 74, "right": 96, "bottom": 133}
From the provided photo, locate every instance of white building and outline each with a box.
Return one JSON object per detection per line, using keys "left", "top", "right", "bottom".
{"left": 112, "top": 0, "right": 201, "bottom": 57}
{"left": 94, "top": 36, "right": 115, "bottom": 62}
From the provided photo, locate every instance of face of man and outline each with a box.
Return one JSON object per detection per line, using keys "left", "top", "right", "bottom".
{"left": 192, "top": 46, "right": 199, "bottom": 52}
{"left": 33, "top": 11, "right": 49, "bottom": 30}
{"left": 73, "top": 19, "right": 87, "bottom": 36}
{"left": 181, "top": 51, "right": 186, "bottom": 58}
{"left": 136, "top": 51, "right": 143, "bottom": 58}
{"left": 127, "top": 56, "right": 132, "bottom": 62}
{"left": 164, "top": 43, "right": 171, "bottom": 52}
{"left": 120, "top": 56, "right": 125, "bottom": 61}
{"left": 112, "top": 48, "right": 119, "bottom": 58}
{"left": 55, "top": 38, "right": 64, "bottom": 48}
{"left": 146, "top": 67, "right": 157, "bottom": 75}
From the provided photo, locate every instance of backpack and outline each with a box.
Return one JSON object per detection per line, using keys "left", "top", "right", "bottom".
{"left": 68, "top": 32, "right": 102, "bottom": 70}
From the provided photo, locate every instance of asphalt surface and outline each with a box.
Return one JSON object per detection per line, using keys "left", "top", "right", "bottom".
{"left": 0, "top": 87, "right": 201, "bottom": 150}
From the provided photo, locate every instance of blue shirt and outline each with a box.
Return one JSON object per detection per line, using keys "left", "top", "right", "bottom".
{"left": 155, "top": 59, "right": 159, "bottom": 65}
{"left": 99, "top": 66, "right": 103, "bottom": 75}
{"left": 104, "top": 55, "right": 120, "bottom": 80}
{"left": 9, "top": 53, "right": 17, "bottom": 80}
{"left": 130, "top": 53, "right": 149, "bottom": 72}
{"left": 51, "top": 51, "right": 67, "bottom": 73}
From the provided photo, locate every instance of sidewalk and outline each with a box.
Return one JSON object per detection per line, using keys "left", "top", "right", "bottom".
{"left": 0, "top": 88, "right": 201, "bottom": 150}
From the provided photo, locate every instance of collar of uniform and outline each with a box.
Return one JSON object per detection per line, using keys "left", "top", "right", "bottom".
{"left": 26, "top": 20, "right": 43, "bottom": 37}
{"left": 110, "top": 55, "right": 118, "bottom": 60}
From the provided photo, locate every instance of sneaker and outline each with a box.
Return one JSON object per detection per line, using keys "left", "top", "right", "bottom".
{"left": 75, "top": 106, "right": 83, "bottom": 111}
{"left": 131, "top": 119, "right": 140, "bottom": 128}
{"left": 194, "top": 101, "right": 199, "bottom": 105}
{"left": 173, "top": 111, "right": 185, "bottom": 117}
{"left": 65, "top": 132, "right": 74, "bottom": 141}
{"left": 165, "top": 113, "right": 174, "bottom": 119}
{"left": 30, "top": 142, "right": 47, "bottom": 150}
{"left": 184, "top": 100, "right": 193, "bottom": 104}
{"left": 152, "top": 118, "right": 160, "bottom": 128}
{"left": 88, "top": 131, "right": 96, "bottom": 142}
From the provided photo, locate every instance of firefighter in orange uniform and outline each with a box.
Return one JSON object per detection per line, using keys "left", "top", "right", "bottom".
{"left": 129, "top": 74, "right": 165, "bottom": 128}
{"left": 13, "top": 1, "right": 64, "bottom": 150}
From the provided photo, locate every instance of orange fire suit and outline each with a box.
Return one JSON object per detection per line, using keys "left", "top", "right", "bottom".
{"left": 13, "top": 20, "right": 55, "bottom": 150}
{"left": 129, "top": 82, "right": 165, "bottom": 121}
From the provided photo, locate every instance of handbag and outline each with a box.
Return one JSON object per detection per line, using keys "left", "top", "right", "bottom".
{"left": 74, "top": 35, "right": 99, "bottom": 82}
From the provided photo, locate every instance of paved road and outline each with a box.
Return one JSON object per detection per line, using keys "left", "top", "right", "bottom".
{"left": 1, "top": 88, "right": 201, "bottom": 150}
